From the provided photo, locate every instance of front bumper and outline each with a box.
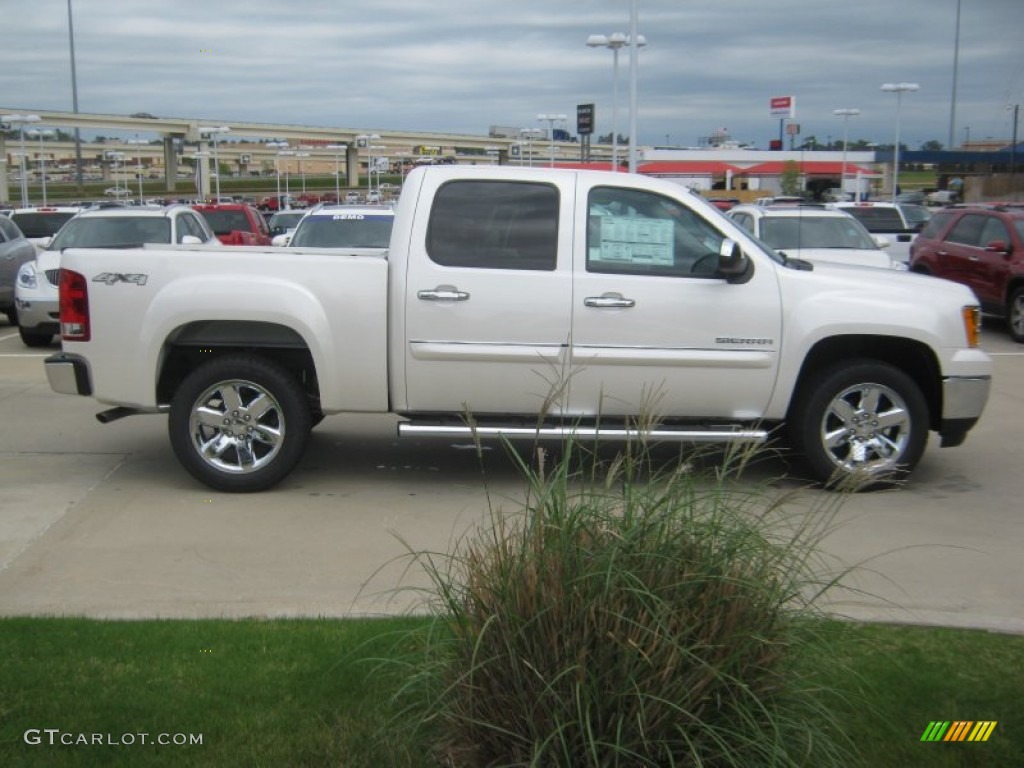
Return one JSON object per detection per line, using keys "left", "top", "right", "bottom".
{"left": 45, "top": 352, "right": 92, "bottom": 396}
{"left": 939, "top": 375, "right": 991, "bottom": 447}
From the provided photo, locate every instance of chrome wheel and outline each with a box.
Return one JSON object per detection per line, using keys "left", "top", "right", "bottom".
{"left": 188, "top": 378, "right": 286, "bottom": 475}
{"left": 819, "top": 382, "right": 911, "bottom": 473}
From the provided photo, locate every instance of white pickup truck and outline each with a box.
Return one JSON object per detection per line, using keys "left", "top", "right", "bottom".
{"left": 45, "top": 165, "right": 993, "bottom": 492}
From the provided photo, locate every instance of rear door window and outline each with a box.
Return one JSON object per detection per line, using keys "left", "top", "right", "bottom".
{"left": 426, "top": 180, "right": 558, "bottom": 271}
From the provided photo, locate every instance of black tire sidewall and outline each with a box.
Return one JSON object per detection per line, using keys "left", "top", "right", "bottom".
{"left": 168, "top": 354, "right": 311, "bottom": 492}
{"left": 1008, "top": 287, "right": 1024, "bottom": 343}
{"left": 791, "top": 360, "right": 928, "bottom": 488}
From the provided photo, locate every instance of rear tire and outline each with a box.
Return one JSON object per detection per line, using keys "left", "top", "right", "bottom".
{"left": 790, "top": 360, "right": 928, "bottom": 490}
{"left": 1008, "top": 286, "right": 1024, "bottom": 343}
{"left": 168, "top": 354, "right": 311, "bottom": 492}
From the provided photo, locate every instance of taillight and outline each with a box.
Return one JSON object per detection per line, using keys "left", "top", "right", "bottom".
{"left": 59, "top": 269, "right": 91, "bottom": 341}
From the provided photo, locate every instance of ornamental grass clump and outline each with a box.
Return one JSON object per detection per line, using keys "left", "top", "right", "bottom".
{"left": 403, "top": 440, "right": 853, "bottom": 767}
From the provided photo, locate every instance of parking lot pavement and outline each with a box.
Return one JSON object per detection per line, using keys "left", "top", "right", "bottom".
{"left": 1, "top": 318, "right": 1023, "bottom": 631}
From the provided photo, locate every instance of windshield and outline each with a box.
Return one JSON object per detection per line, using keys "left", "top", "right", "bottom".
{"left": 269, "top": 212, "right": 304, "bottom": 230}
{"left": 199, "top": 209, "right": 250, "bottom": 235}
{"left": 899, "top": 204, "right": 932, "bottom": 226}
{"left": 289, "top": 214, "right": 393, "bottom": 248}
{"left": 48, "top": 216, "right": 172, "bottom": 249}
{"left": 10, "top": 211, "right": 77, "bottom": 238}
{"left": 760, "top": 216, "right": 877, "bottom": 250}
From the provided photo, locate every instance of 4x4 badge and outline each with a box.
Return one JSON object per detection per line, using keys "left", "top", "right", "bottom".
{"left": 93, "top": 273, "right": 148, "bottom": 286}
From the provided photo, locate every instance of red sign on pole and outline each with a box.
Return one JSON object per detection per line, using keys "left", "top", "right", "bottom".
{"left": 769, "top": 96, "right": 795, "bottom": 118}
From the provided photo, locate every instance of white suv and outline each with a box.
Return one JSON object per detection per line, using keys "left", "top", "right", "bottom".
{"left": 726, "top": 204, "right": 904, "bottom": 271}
{"left": 827, "top": 201, "right": 932, "bottom": 264}
{"left": 14, "top": 204, "right": 219, "bottom": 346}
{"left": 6, "top": 206, "right": 82, "bottom": 251}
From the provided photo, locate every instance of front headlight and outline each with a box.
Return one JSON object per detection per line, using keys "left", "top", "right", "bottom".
{"left": 16, "top": 261, "right": 37, "bottom": 290}
{"left": 962, "top": 305, "right": 982, "bottom": 348}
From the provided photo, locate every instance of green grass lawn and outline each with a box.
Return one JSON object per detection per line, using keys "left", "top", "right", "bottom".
{"left": 1, "top": 617, "right": 1021, "bottom": 767}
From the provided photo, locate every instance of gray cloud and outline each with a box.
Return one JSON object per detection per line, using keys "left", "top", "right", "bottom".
{"left": 3, "top": 0, "right": 1023, "bottom": 148}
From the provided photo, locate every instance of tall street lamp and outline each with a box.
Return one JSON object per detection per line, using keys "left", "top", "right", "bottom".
{"left": 277, "top": 150, "right": 295, "bottom": 206}
{"left": 1, "top": 113, "right": 41, "bottom": 206}
{"left": 537, "top": 114, "right": 567, "bottom": 167}
{"left": 27, "top": 127, "right": 55, "bottom": 206}
{"left": 199, "top": 126, "right": 230, "bottom": 202}
{"left": 267, "top": 141, "right": 288, "bottom": 209}
{"left": 586, "top": 32, "right": 646, "bottom": 172}
{"left": 627, "top": 0, "right": 640, "bottom": 173}
{"left": 833, "top": 108, "right": 860, "bottom": 197}
{"left": 326, "top": 143, "right": 347, "bottom": 202}
{"left": 881, "top": 82, "right": 919, "bottom": 202}
{"left": 126, "top": 137, "right": 148, "bottom": 205}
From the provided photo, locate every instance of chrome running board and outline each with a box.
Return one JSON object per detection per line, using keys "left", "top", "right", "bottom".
{"left": 398, "top": 422, "right": 768, "bottom": 443}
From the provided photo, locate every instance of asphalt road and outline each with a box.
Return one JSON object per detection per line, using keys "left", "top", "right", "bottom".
{"left": 1, "top": 316, "right": 1022, "bottom": 632}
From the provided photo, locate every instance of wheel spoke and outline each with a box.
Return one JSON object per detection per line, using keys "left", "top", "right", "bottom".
{"left": 876, "top": 406, "right": 908, "bottom": 430}
{"left": 828, "top": 398, "right": 857, "bottom": 423}
{"left": 220, "top": 384, "right": 244, "bottom": 414}
{"left": 195, "top": 405, "right": 227, "bottom": 429}
{"left": 858, "top": 386, "right": 882, "bottom": 415}
{"left": 246, "top": 392, "right": 274, "bottom": 421}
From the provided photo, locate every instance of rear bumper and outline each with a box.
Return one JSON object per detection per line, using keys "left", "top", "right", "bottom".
{"left": 45, "top": 352, "right": 92, "bottom": 396}
{"left": 939, "top": 375, "right": 991, "bottom": 447}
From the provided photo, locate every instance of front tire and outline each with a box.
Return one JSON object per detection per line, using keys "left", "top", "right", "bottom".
{"left": 790, "top": 360, "right": 928, "bottom": 489}
{"left": 1008, "top": 286, "right": 1024, "bottom": 343}
{"left": 168, "top": 354, "right": 312, "bottom": 492}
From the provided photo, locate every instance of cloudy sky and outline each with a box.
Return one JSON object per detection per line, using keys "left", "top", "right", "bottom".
{"left": 3, "top": 0, "right": 1023, "bottom": 150}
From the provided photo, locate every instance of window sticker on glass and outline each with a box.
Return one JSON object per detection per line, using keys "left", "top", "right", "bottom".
{"left": 592, "top": 215, "right": 674, "bottom": 265}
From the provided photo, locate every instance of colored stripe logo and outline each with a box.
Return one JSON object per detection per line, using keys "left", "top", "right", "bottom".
{"left": 921, "top": 721, "right": 997, "bottom": 742}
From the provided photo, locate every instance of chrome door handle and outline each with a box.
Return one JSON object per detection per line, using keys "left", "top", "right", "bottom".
{"left": 418, "top": 285, "right": 469, "bottom": 302}
{"left": 584, "top": 293, "right": 635, "bottom": 309}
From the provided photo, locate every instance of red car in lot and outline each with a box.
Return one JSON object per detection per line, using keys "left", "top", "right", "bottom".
{"left": 909, "top": 204, "right": 1024, "bottom": 342}
{"left": 193, "top": 203, "right": 272, "bottom": 246}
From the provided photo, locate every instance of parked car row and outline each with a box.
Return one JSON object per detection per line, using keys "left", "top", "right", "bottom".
{"left": 5, "top": 200, "right": 398, "bottom": 347}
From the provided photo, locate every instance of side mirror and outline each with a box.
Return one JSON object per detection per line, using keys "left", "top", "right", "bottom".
{"left": 872, "top": 235, "right": 891, "bottom": 249}
{"left": 718, "top": 239, "right": 752, "bottom": 283}
{"left": 272, "top": 233, "right": 290, "bottom": 247}
{"left": 180, "top": 235, "right": 202, "bottom": 245}
{"left": 38, "top": 236, "right": 53, "bottom": 250}
{"left": 985, "top": 240, "right": 1010, "bottom": 254}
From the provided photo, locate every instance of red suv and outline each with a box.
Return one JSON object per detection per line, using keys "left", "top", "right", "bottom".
{"left": 909, "top": 204, "right": 1024, "bottom": 342}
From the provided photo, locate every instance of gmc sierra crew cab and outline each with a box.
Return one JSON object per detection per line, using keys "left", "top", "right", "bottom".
{"left": 44, "top": 165, "right": 993, "bottom": 492}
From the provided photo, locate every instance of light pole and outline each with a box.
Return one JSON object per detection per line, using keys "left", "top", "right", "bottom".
{"left": 628, "top": 0, "right": 640, "bottom": 173}
{"left": 294, "top": 150, "right": 311, "bottom": 194}
{"left": 27, "top": 127, "right": 55, "bottom": 206}
{"left": 106, "top": 150, "right": 126, "bottom": 198}
{"left": 586, "top": 32, "right": 646, "bottom": 171}
{"left": 326, "top": 143, "right": 347, "bottom": 202}
{"left": 1007, "top": 104, "right": 1020, "bottom": 201}
{"left": 356, "top": 134, "right": 380, "bottom": 198}
{"left": 198, "top": 126, "right": 230, "bottom": 202}
{"left": 277, "top": 150, "right": 295, "bottom": 206}
{"left": 537, "top": 114, "right": 567, "bottom": 167}
{"left": 833, "top": 108, "right": 860, "bottom": 198}
{"left": 519, "top": 128, "right": 541, "bottom": 167}
{"left": 1, "top": 113, "right": 41, "bottom": 206}
{"left": 881, "top": 82, "right": 919, "bottom": 202}
{"left": 126, "top": 137, "right": 147, "bottom": 205}
{"left": 267, "top": 141, "right": 288, "bottom": 209}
